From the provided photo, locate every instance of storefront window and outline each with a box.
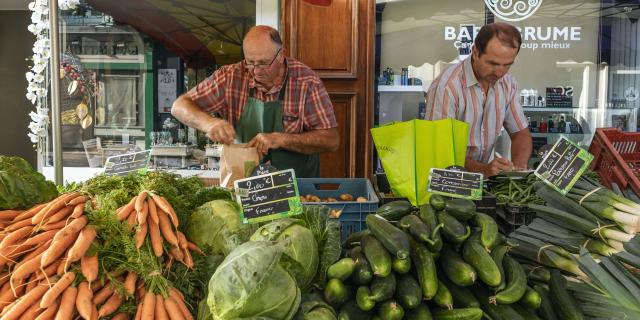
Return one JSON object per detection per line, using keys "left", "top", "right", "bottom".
{"left": 376, "top": 0, "right": 640, "bottom": 165}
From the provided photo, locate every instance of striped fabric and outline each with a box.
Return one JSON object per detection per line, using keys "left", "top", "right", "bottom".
{"left": 425, "top": 57, "right": 528, "bottom": 163}
{"left": 188, "top": 58, "right": 337, "bottom": 133}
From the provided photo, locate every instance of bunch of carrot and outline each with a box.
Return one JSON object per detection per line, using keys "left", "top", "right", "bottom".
{"left": 0, "top": 190, "right": 199, "bottom": 319}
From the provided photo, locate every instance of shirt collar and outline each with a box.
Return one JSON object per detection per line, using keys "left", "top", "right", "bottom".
{"left": 463, "top": 56, "right": 478, "bottom": 88}
{"left": 248, "top": 57, "right": 289, "bottom": 95}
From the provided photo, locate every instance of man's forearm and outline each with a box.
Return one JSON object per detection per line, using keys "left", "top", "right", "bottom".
{"left": 464, "top": 157, "right": 488, "bottom": 176}
{"left": 510, "top": 128, "right": 533, "bottom": 169}
{"left": 277, "top": 128, "right": 340, "bottom": 155}
{"left": 170, "top": 95, "right": 218, "bottom": 132}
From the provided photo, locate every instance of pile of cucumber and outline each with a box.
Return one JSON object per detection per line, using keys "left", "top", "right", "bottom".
{"left": 323, "top": 196, "right": 546, "bottom": 320}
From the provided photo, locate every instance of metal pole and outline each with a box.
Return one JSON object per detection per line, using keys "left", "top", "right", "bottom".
{"left": 49, "top": 0, "right": 63, "bottom": 184}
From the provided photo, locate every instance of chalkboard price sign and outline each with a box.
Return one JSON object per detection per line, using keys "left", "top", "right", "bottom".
{"left": 235, "top": 169, "right": 302, "bottom": 224}
{"left": 427, "top": 168, "right": 483, "bottom": 200}
{"left": 104, "top": 150, "right": 151, "bottom": 176}
{"left": 534, "top": 136, "right": 593, "bottom": 195}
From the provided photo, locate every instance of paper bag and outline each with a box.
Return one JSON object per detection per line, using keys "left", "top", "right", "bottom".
{"left": 219, "top": 144, "right": 260, "bottom": 188}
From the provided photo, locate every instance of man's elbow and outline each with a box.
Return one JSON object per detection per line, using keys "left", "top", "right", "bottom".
{"left": 170, "top": 96, "right": 188, "bottom": 118}
{"left": 326, "top": 128, "right": 340, "bottom": 152}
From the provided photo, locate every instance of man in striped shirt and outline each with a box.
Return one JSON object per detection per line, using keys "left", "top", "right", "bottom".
{"left": 425, "top": 22, "right": 532, "bottom": 177}
{"left": 171, "top": 26, "right": 339, "bottom": 177}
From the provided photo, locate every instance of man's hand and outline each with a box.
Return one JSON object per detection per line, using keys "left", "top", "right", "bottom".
{"left": 484, "top": 158, "right": 514, "bottom": 177}
{"left": 248, "top": 132, "right": 283, "bottom": 156}
{"left": 204, "top": 118, "right": 235, "bottom": 145}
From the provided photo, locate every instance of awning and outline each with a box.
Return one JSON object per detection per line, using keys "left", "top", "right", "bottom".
{"left": 85, "top": 0, "right": 255, "bottom": 68}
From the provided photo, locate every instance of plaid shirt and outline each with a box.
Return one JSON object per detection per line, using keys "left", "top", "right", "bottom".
{"left": 188, "top": 58, "right": 337, "bottom": 133}
{"left": 425, "top": 57, "right": 528, "bottom": 163}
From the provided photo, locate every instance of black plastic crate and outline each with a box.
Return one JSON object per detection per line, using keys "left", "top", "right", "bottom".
{"left": 474, "top": 192, "right": 497, "bottom": 218}
{"left": 495, "top": 204, "right": 535, "bottom": 235}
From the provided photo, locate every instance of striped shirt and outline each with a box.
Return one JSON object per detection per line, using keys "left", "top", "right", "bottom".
{"left": 188, "top": 58, "right": 337, "bottom": 133}
{"left": 425, "top": 57, "right": 527, "bottom": 163}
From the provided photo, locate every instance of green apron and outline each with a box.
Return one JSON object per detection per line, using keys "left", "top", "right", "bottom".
{"left": 235, "top": 78, "right": 320, "bottom": 178}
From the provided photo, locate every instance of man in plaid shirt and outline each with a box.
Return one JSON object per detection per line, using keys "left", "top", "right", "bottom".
{"left": 171, "top": 25, "right": 339, "bottom": 177}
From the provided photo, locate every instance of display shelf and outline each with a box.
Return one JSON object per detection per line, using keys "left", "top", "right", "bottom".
{"left": 530, "top": 132, "right": 584, "bottom": 138}
{"left": 523, "top": 107, "right": 579, "bottom": 112}
{"left": 378, "top": 85, "right": 424, "bottom": 92}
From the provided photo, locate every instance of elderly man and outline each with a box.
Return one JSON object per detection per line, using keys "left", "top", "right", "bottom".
{"left": 171, "top": 25, "right": 339, "bottom": 177}
{"left": 425, "top": 22, "right": 532, "bottom": 177}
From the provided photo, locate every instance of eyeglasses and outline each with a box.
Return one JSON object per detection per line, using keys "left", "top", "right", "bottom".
{"left": 244, "top": 48, "right": 281, "bottom": 70}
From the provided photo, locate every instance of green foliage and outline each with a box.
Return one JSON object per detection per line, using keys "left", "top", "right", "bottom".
{"left": 0, "top": 156, "right": 58, "bottom": 209}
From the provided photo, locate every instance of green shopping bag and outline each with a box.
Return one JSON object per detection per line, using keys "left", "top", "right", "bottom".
{"left": 371, "top": 119, "right": 469, "bottom": 206}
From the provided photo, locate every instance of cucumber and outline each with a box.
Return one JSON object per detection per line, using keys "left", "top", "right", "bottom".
{"left": 325, "top": 278, "right": 350, "bottom": 307}
{"left": 440, "top": 277, "right": 479, "bottom": 308}
{"left": 370, "top": 273, "right": 396, "bottom": 302}
{"left": 365, "top": 214, "right": 410, "bottom": 260}
{"left": 444, "top": 198, "right": 476, "bottom": 221}
{"left": 470, "top": 284, "right": 525, "bottom": 320}
{"left": 432, "top": 307, "right": 483, "bottom": 320}
{"left": 439, "top": 246, "right": 476, "bottom": 286}
{"left": 392, "top": 256, "right": 411, "bottom": 274}
{"left": 548, "top": 269, "right": 584, "bottom": 320}
{"left": 376, "top": 200, "right": 413, "bottom": 221}
{"left": 395, "top": 273, "right": 422, "bottom": 310}
{"left": 432, "top": 280, "right": 454, "bottom": 310}
{"left": 522, "top": 264, "right": 551, "bottom": 283}
{"left": 520, "top": 286, "right": 542, "bottom": 310}
{"left": 438, "top": 211, "right": 471, "bottom": 244}
{"left": 462, "top": 233, "right": 501, "bottom": 287}
{"left": 349, "top": 247, "right": 373, "bottom": 285}
{"left": 490, "top": 245, "right": 509, "bottom": 291}
{"left": 328, "top": 258, "right": 357, "bottom": 281}
{"left": 410, "top": 239, "right": 439, "bottom": 300}
{"left": 491, "top": 255, "right": 526, "bottom": 304}
{"left": 512, "top": 303, "right": 542, "bottom": 320}
{"left": 430, "top": 195, "right": 447, "bottom": 211}
{"left": 377, "top": 300, "right": 404, "bottom": 320}
{"left": 405, "top": 303, "right": 433, "bottom": 320}
{"left": 361, "top": 235, "right": 392, "bottom": 277}
{"left": 343, "top": 229, "right": 372, "bottom": 249}
{"left": 472, "top": 212, "right": 498, "bottom": 250}
{"left": 338, "top": 300, "right": 373, "bottom": 320}
{"left": 400, "top": 214, "right": 432, "bottom": 244}
{"left": 533, "top": 284, "right": 558, "bottom": 320}
{"left": 418, "top": 204, "right": 443, "bottom": 252}
{"left": 356, "top": 286, "right": 376, "bottom": 311}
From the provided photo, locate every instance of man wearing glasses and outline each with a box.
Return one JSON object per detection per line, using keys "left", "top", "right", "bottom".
{"left": 171, "top": 25, "right": 339, "bottom": 177}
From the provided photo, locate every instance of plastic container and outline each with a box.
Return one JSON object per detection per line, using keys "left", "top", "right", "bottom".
{"left": 474, "top": 191, "right": 497, "bottom": 217}
{"left": 297, "top": 178, "right": 380, "bottom": 240}
{"left": 589, "top": 128, "right": 640, "bottom": 197}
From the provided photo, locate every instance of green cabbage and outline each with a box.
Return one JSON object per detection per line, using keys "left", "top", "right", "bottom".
{"left": 0, "top": 156, "right": 57, "bottom": 210}
{"left": 250, "top": 219, "right": 319, "bottom": 290}
{"left": 186, "top": 199, "right": 256, "bottom": 256}
{"left": 207, "top": 241, "right": 301, "bottom": 320}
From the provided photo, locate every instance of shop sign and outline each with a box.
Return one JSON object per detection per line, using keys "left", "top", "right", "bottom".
{"left": 235, "top": 169, "right": 303, "bottom": 224}
{"left": 104, "top": 150, "right": 152, "bottom": 176}
{"left": 158, "top": 69, "right": 177, "bottom": 113}
{"left": 534, "top": 137, "right": 593, "bottom": 195}
{"left": 427, "top": 168, "right": 484, "bottom": 200}
{"left": 484, "top": 0, "right": 543, "bottom": 22}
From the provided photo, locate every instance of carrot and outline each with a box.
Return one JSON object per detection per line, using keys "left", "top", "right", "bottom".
{"left": 111, "top": 312, "right": 130, "bottom": 320}
{"left": 52, "top": 216, "right": 88, "bottom": 242}
{"left": 32, "top": 192, "right": 79, "bottom": 225}
{"left": 97, "top": 292, "right": 122, "bottom": 317}
{"left": 67, "top": 195, "right": 88, "bottom": 206}
{"left": 0, "top": 278, "right": 24, "bottom": 310}
{"left": 0, "top": 271, "right": 10, "bottom": 288}
{"left": 134, "top": 302, "right": 143, "bottom": 320}
{"left": 25, "top": 273, "right": 38, "bottom": 292}
{"left": 176, "top": 231, "right": 188, "bottom": 250}
{"left": 70, "top": 203, "right": 85, "bottom": 219}
{"left": 163, "top": 297, "right": 186, "bottom": 320}
{"left": 124, "top": 272, "right": 137, "bottom": 296}
{"left": 90, "top": 302, "right": 98, "bottom": 320}
{"left": 12, "top": 203, "right": 46, "bottom": 222}
{"left": 135, "top": 191, "right": 147, "bottom": 214}
{"left": 169, "top": 246, "right": 184, "bottom": 262}
{"left": 80, "top": 255, "right": 98, "bottom": 283}
{"left": 0, "top": 243, "right": 36, "bottom": 269}
{"left": 40, "top": 229, "right": 80, "bottom": 268}
{"left": 76, "top": 281, "right": 93, "bottom": 320}
{"left": 92, "top": 282, "right": 114, "bottom": 305}
{"left": 40, "top": 219, "right": 67, "bottom": 231}
{"left": 18, "top": 299, "right": 42, "bottom": 320}
{"left": 41, "top": 272, "right": 75, "bottom": 308}
{"left": 136, "top": 282, "right": 145, "bottom": 301}
{"left": 55, "top": 285, "right": 78, "bottom": 320}
{"left": 1, "top": 282, "right": 48, "bottom": 320}
{"left": 90, "top": 280, "right": 103, "bottom": 293}
{"left": 186, "top": 242, "right": 203, "bottom": 255}
{"left": 150, "top": 194, "right": 174, "bottom": 222}
{"left": 116, "top": 197, "right": 137, "bottom": 222}
{"left": 148, "top": 217, "right": 163, "bottom": 257}
{"left": 44, "top": 205, "right": 74, "bottom": 225}
{"left": 157, "top": 211, "right": 178, "bottom": 246}
{"left": 56, "top": 257, "right": 68, "bottom": 276}
{"left": 10, "top": 240, "right": 49, "bottom": 271}
{"left": 0, "top": 226, "right": 33, "bottom": 251}
{"left": 140, "top": 291, "right": 155, "bottom": 320}
{"left": 0, "top": 210, "right": 22, "bottom": 221}
{"left": 137, "top": 201, "right": 149, "bottom": 226}
{"left": 135, "top": 222, "right": 148, "bottom": 250}
{"left": 5, "top": 218, "right": 34, "bottom": 233}
{"left": 182, "top": 248, "right": 194, "bottom": 269}
{"left": 23, "top": 229, "right": 59, "bottom": 247}
{"left": 66, "top": 226, "right": 97, "bottom": 264}
{"left": 126, "top": 210, "right": 137, "bottom": 230}
{"left": 147, "top": 196, "right": 159, "bottom": 225}
{"left": 154, "top": 294, "right": 169, "bottom": 320}
{"left": 36, "top": 259, "right": 60, "bottom": 281}
{"left": 34, "top": 301, "right": 58, "bottom": 320}
{"left": 168, "top": 288, "right": 193, "bottom": 320}
{"left": 10, "top": 251, "right": 45, "bottom": 289}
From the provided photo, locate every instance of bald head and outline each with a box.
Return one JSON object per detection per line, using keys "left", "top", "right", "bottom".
{"left": 243, "top": 25, "right": 282, "bottom": 54}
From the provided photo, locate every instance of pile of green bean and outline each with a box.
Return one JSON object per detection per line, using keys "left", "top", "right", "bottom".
{"left": 490, "top": 174, "right": 544, "bottom": 206}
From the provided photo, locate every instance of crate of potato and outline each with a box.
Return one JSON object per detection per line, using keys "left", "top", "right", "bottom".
{"left": 297, "top": 178, "right": 379, "bottom": 240}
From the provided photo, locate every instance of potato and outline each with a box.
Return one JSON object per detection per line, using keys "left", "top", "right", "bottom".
{"left": 329, "top": 209, "right": 342, "bottom": 218}
{"left": 310, "top": 195, "right": 321, "bottom": 202}
{"left": 327, "top": 197, "right": 338, "bottom": 202}
{"left": 299, "top": 195, "right": 308, "bottom": 202}
{"left": 339, "top": 193, "right": 354, "bottom": 201}
{"left": 356, "top": 196, "right": 368, "bottom": 203}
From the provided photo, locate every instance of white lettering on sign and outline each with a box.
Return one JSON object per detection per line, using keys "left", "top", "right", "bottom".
{"left": 444, "top": 25, "right": 582, "bottom": 52}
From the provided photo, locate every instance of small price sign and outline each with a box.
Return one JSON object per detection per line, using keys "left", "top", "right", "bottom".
{"left": 427, "top": 168, "right": 483, "bottom": 200}
{"left": 234, "top": 169, "right": 302, "bottom": 224}
{"left": 104, "top": 150, "right": 151, "bottom": 176}
{"left": 534, "top": 137, "right": 593, "bottom": 195}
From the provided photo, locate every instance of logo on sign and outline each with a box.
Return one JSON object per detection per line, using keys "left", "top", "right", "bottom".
{"left": 484, "top": 0, "right": 543, "bottom": 22}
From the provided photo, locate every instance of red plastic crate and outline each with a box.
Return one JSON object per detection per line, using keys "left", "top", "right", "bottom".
{"left": 589, "top": 128, "right": 640, "bottom": 197}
